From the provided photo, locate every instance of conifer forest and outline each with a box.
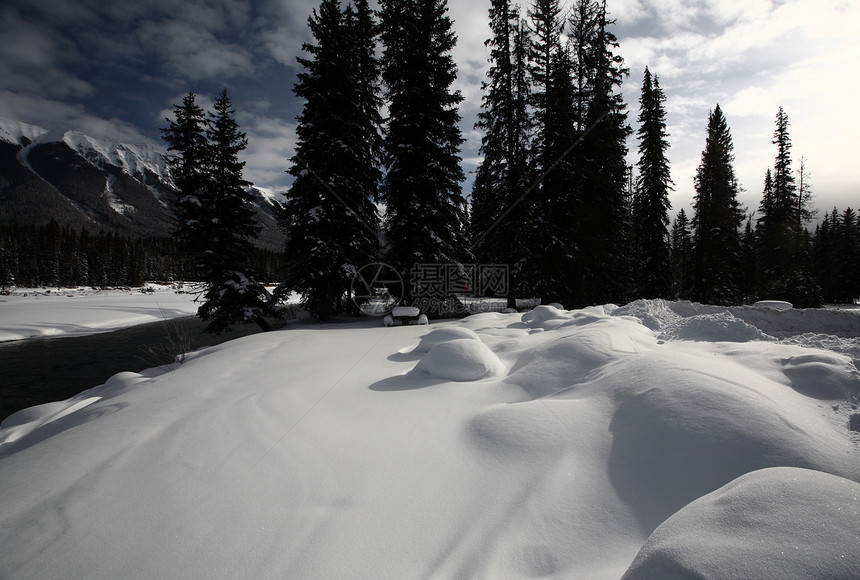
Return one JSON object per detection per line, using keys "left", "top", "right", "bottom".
{"left": 3, "top": 0, "right": 858, "bottom": 317}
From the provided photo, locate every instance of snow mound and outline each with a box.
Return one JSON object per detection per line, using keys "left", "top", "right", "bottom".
{"left": 411, "top": 338, "right": 506, "bottom": 381}
{"left": 622, "top": 467, "right": 860, "bottom": 580}
{"left": 601, "top": 348, "right": 858, "bottom": 531}
{"left": 731, "top": 305, "right": 860, "bottom": 338}
{"left": 658, "top": 311, "right": 777, "bottom": 342}
{"left": 521, "top": 304, "right": 568, "bottom": 328}
{"left": 414, "top": 326, "right": 481, "bottom": 352}
{"left": 781, "top": 351, "right": 860, "bottom": 399}
{"left": 782, "top": 333, "right": 860, "bottom": 367}
{"left": 521, "top": 304, "right": 610, "bottom": 330}
{"left": 507, "top": 315, "right": 655, "bottom": 398}
{"left": 612, "top": 298, "right": 681, "bottom": 331}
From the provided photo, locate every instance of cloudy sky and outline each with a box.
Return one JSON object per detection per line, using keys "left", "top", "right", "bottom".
{"left": 1, "top": 0, "right": 858, "bottom": 218}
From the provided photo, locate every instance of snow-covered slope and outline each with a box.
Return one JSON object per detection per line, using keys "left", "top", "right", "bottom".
{"left": 1, "top": 118, "right": 173, "bottom": 186}
{"left": 61, "top": 130, "right": 173, "bottom": 186}
{"left": 0, "top": 118, "right": 50, "bottom": 146}
{"left": 0, "top": 300, "right": 858, "bottom": 579}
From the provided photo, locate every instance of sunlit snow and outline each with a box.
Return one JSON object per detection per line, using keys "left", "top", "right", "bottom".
{"left": 0, "top": 285, "right": 199, "bottom": 342}
{"left": 0, "top": 298, "right": 858, "bottom": 579}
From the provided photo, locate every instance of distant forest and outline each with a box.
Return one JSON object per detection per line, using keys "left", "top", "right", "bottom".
{"left": 0, "top": 221, "right": 284, "bottom": 289}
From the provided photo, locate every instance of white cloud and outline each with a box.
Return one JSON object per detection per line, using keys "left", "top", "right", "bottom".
{"left": 620, "top": 0, "right": 860, "bottom": 214}
{"left": 0, "top": 90, "right": 157, "bottom": 145}
{"left": 241, "top": 116, "right": 298, "bottom": 191}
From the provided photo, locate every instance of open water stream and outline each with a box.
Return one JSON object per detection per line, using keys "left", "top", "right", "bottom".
{"left": 0, "top": 317, "right": 276, "bottom": 424}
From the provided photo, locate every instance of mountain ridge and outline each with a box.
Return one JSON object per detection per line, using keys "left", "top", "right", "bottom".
{"left": 0, "top": 118, "right": 284, "bottom": 250}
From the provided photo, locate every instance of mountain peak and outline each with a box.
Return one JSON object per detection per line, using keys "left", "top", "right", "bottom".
{"left": 0, "top": 118, "right": 51, "bottom": 147}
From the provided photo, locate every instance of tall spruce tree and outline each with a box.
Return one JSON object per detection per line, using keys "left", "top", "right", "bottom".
{"left": 282, "top": 0, "right": 382, "bottom": 320}
{"left": 633, "top": 67, "right": 673, "bottom": 298}
{"left": 691, "top": 105, "right": 744, "bottom": 305}
{"left": 755, "top": 108, "right": 820, "bottom": 303}
{"left": 756, "top": 107, "right": 799, "bottom": 280}
{"left": 379, "top": 0, "right": 468, "bottom": 311}
{"left": 163, "top": 90, "right": 276, "bottom": 332}
{"left": 161, "top": 92, "right": 210, "bottom": 262}
{"left": 197, "top": 89, "right": 276, "bottom": 332}
{"left": 471, "top": 1, "right": 532, "bottom": 308}
{"left": 571, "top": 0, "right": 631, "bottom": 304}
{"left": 519, "top": 0, "right": 578, "bottom": 305}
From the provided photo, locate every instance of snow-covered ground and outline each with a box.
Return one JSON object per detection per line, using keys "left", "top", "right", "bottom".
{"left": 0, "top": 285, "right": 201, "bottom": 342}
{"left": 1, "top": 299, "right": 859, "bottom": 578}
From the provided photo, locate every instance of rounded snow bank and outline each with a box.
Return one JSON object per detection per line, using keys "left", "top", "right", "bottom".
{"left": 612, "top": 299, "right": 681, "bottom": 331}
{"left": 414, "top": 327, "right": 481, "bottom": 353}
{"left": 521, "top": 304, "right": 609, "bottom": 330}
{"left": 622, "top": 467, "right": 860, "bottom": 580}
{"left": 521, "top": 304, "right": 567, "bottom": 327}
{"left": 658, "top": 312, "right": 777, "bottom": 343}
{"left": 411, "top": 339, "right": 506, "bottom": 382}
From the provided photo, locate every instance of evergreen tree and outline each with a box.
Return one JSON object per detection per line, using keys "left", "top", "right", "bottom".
{"left": 757, "top": 107, "right": 800, "bottom": 279}
{"left": 795, "top": 155, "right": 817, "bottom": 238}
{"left": 379, "top": 0, "right": 468, "bottom": 312}
{"left": 571, "top": 0, "right": 631, "bottom": 304}
{"left": 670, "top": 208, "right": 693, "bottom": 299}
{"left": 772, "top": 107, "right": 797, "bottom": 228}
{"left": 161, "top": 92, "right": 210, "bottom": 263}
{"left": 738, "top": 217, "right": 758, "bottom": 303}
{"left": 520, "top": 0, "right": 578, "bottom": 305}
{"left": 164, "top": 90, "right": 276, "bottom": 332}
{"left": 755, "top": 108, "right": 821, "bottom": 303}
{"left": 471, "top": 1, "right": 532, "bottom": 308}
{"left": 812, "top": 208, "right": 845, "bottom": 302}
{"left": 837, "top": 207, "right": 860, "bottom": 302}
{"left": 196, "top": 89, "right": 277, "bottom": 333}
{"left": 691, "top": 105, "right": 744, "bottom": 305}
{"left": 633, "top": 67, "right": 673, "bottom": 298}
{"left": 282, "top": 0, "right": 382, "bottom": 320}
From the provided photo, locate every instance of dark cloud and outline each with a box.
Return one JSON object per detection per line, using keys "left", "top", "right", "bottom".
{"left": 0, "top": 0, "right": 857, "bottom": 207}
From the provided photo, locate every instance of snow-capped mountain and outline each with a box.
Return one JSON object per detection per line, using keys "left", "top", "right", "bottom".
{"left": 0, "top": 118, "right": 51, "bottom": 146}
{"left": 0, "top": 118, "right": 283, "bottom": 248}
{"left": 1, "top": 119, "right": 172, "bottom": 187}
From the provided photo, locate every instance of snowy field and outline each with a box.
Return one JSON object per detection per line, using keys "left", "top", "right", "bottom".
{"left": 1, "top": 298, "right": 859, "bottom": 578}
{"left": 0, "top": 285, "right": 201, "bottom": 342}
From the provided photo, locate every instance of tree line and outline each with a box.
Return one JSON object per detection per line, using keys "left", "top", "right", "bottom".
{"left": 281, "top": 0, "right": 857, "bottom": 317}
{"left": 25, "top": 0, "right": 852, "bottom": 327}
{"left": 0, "top": 221, "right": 283, "bottom": 289}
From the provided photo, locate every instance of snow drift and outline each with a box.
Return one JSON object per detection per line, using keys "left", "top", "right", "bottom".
{"left": 0, "top": 300, "right": 858, "bottom": 579}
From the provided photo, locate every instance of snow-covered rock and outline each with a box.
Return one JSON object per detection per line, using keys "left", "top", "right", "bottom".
{"left": 414, "top": 326, "right": 481, "bottom": 352}
{"left": 410, "top": 338, "right": 506, "bottom": 381}
{"left": 622, "top": 467, "right": 860, "bottom": 580}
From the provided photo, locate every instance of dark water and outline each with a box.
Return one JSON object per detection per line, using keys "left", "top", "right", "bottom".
{"left": 0, "top": 317, "right": 276, "bottom": 424}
